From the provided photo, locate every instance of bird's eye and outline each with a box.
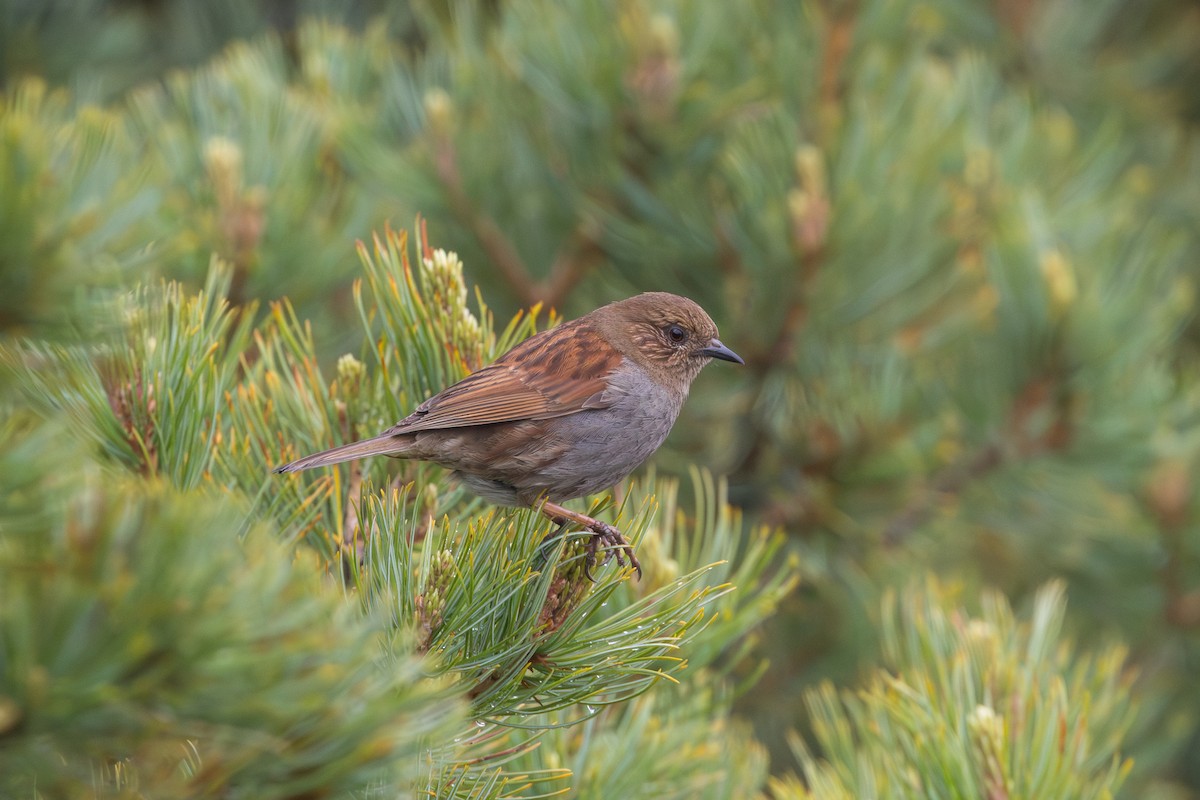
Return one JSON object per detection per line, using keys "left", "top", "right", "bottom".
{"left": 665, "top": 324, "right": 688, "bottom": 344}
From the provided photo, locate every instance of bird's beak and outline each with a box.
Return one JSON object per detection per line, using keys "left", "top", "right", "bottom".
{"left": 701, "top": 338, "right": 744, "bottom": 365}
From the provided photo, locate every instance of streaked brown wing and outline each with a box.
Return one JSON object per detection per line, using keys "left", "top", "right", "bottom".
{"left": 385, "top": 319, "right": 621, "bottom": 433}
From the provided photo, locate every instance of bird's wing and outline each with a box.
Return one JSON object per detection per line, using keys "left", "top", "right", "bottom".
{"left": 385, "top": 320, "right": 622, "bottom": 434}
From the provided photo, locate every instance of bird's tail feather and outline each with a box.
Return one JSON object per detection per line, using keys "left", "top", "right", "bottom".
{"left": 273, "top": 435, "right": 409, "bottom": 473}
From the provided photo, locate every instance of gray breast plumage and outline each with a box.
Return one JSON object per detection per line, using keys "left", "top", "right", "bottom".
{"left": 452, "top": 360, "right": 686, "bottom": 505}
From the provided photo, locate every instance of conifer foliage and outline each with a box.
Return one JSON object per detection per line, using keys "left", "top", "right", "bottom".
{"left": 1, "top": 226, "right": 796, "bottom": 797}
{"left": 4, "top": 0, "right": 1198, "bottom": 796}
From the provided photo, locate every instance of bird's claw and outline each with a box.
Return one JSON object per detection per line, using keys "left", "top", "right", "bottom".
{"left": 583, "top": 521, "right": 642, "bottom": 582}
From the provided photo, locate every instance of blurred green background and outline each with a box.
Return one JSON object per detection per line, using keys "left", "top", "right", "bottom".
{"left": 4, "top": 0, "right": 1200, "bottom": 795}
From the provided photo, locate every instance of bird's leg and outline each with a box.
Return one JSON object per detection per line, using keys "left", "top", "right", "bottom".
{"left": 538, "top": 500, "right": 642, "bottom": 581}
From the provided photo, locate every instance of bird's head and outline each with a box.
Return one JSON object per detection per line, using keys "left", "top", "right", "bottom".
{"left": 594, "top": 292, "right": 743, "bottom": 392}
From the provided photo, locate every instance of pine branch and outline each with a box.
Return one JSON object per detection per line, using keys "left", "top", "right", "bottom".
{"left": 0, "top": 78, "right": 157, "bottom": 333}
{"left": 815, "top": 0, "right": 857, "bottom": 137}
{"left": 0, "top": 419, "right": 464, "bottom": 799}
{"left": 431, "top": 128, "right": 541, "bottom": 306}
{"left": 430, "top": 125, "right": 605, "bottom": 310}
{"left": 773, "top": 579, "right": 1135, "bottom": 799}
{"left": 882, "top": 369, "right": 1074, "bottom": 546}
{"left": 8, "top": 4, "right": 1200, "bottom": 795}
{"left": 199, "top": 224, "right": 795, "bottom": 793}
{"left": 2, "top": 262, "right": 254, "bottom": 490}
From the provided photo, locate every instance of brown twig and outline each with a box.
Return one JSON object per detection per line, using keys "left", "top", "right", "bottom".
{"left": 713, "top": 215, "right": 747, "bottom": 280}
{"left": 733, "top": 194, "right": 825, "bottom": 476}
{"left": 431, "top": 136, "right": 603, "bottom": 310}
{"left": 818, "top": 2, "right": 857, "bottom": 116}
{"left": 881, "top": 442, "right": 1006, "bottom": 546}
{"left": 812, "top": 0, "right": 858, "bottom": 149}
{"left": 1146, "top": 460, "right": 1200, "bottom": 628}
{"left": 882, "top": 372, "right": 1074, "bottom": 547}
{"left": 993, "top": 0, "right": 1037, "bottom": 39}
{"left": 539, "top": 221, "right": 606, "bottom": 307}
{"left": 1161, "top": 535, "right": 1200, "bottom": 628}
{"left": 730, "top": 5, "right": 850, "bottom": 480}
{"left": 432, "top": 137, "right": 536, "bottom": 299}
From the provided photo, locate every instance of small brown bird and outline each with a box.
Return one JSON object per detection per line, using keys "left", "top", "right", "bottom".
{"left": 274, "top": 292, "right": 743, "bottom": 578}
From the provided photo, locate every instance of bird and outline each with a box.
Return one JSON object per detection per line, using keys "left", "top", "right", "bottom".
{"left": 274, "top": 291, "right": 743, "bottom": 579}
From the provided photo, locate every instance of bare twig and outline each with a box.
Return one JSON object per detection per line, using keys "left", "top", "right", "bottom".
{"left": 882, "top": 372, "right": 1074, "bottom": 547}
{"left": 433, "top": 137, "right": 537, "bottom": 302}
{"left": 881, "top": 442, "right": 1005, "bottom": 546}
{"left": 1145, "top": 460, "right": 1200, "bottom": 628}
{"left": 733, "top": 188, "right": 825, "bottom": 475}
{"left": 431, "top": 137, "right": 604, "bottom": 310}
{"left": 539, "top": 221, "right": 605, "bottom": 307}
{"left": 993, "top": 0, "right": 1037, "bottom": 38}
{"left": 818, "top": 3, "right": 856, "bottom": 116}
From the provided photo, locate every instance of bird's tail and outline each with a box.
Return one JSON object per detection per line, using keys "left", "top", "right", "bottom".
{"left": 273, "top": 435, "right": 410, "bottom": 473}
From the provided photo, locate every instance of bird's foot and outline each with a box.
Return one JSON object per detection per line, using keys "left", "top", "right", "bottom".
{"left": 583, "top": 520, "right": 642, "bottom": 582}
{"left": 538, "top": 500, "right": 642, "bottom": 581}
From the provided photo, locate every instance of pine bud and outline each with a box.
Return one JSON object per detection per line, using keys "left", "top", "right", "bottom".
{"left": 788, "top": 145, "right": 830, "bottom": 257}
{"left": 626, "top": 14, "right": 681, "bottom": 120}
{"left": 1039, "top": 249, "right": 1077, "bottom": 318}
{"left": 336, "top": 353, "right": 366, "bottom": 398}
{"left": 422, "top": 248, "right": 482, "bottom": 349}
{"left": 648, "top": 13, "right": 680, "bottom": 57}
{"left": 422, "top": 248, "right": 469, "bottom": 308}
{"left": 423, "top": 88, "right": 454, "bottom": 139}
{"left": 968, "top": 704, "right": 1009, "bottom": 798}
{"left": 203, "top": 136, "right": 244, "bottom": 209}
{"left": 416, "top": 549, "right": 456, "bottom": 651}
{"left": 794, "top": 145, "right": 827, "bottom": 199}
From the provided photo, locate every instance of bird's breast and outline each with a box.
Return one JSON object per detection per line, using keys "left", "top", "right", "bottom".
{"left": 528, "top": 364, "right": 684, "bottom": 502}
